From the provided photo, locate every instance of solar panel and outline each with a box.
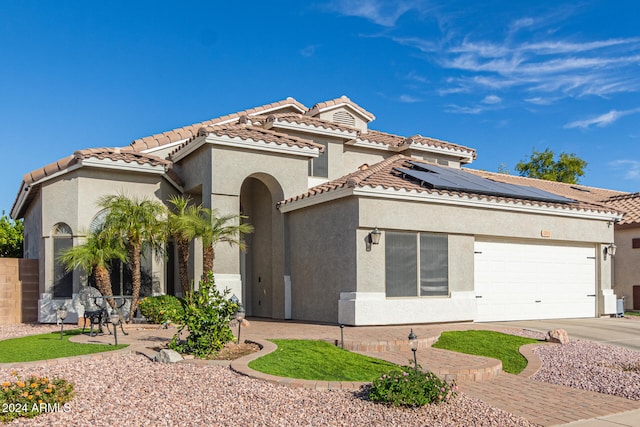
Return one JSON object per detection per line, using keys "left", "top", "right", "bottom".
{"left": 394, "top": 161, "right": 575, "bottom": 203}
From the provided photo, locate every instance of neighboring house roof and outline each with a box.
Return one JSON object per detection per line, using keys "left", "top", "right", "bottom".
{"left": 279, "top": 155, "right": 622, "bottom": 219}
{"left": 11, "top": 148, "right": 180, "bottom": 219}
{"left": 600, "top": 193, "right": 640, "bottom": 225}
{"left": 465, "top": 169, "right": 626, "bottom": 205}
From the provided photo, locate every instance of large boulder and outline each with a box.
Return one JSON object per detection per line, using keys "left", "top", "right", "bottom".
{"left": 545, "top": 329, "right": 570, "bottom": 345}
{"left": 154, "top": 349, "right": 184, "bottom": 363}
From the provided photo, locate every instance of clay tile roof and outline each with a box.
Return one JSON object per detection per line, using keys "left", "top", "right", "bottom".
{"left": 464, "top": 169, "right": 626, "bottom": 205}
{"left": 305, "top": 95, "right": 375, "bottom": 121}
{"left": 358, "top": 130, "right": 477, "bottom": 159}
{"left": 264, "top": 112, "right": 360, "bottom": 133}
{"left": 129, "top": 97, "right": 307, "bottom": 152}
{"left": 600, "top": 193, "right": 640, "bottom": 225}
{"left": 280, "top": 155, "right": 619, "bottom": 215}
{"left": 22, "top": 148, "right": 177, "bottom": 186}
{"left": 169, "top": 124, "right": 325, "bottom": 159}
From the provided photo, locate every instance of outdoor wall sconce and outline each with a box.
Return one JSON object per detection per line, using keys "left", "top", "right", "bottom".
{"left": 366, "top": 227, "right": 382, "bottom": 252}
{"left": 56, "top": 305, "right": 67, "bottom": 340}
{"left": 603, "top": 243, "right": 617, "bottom": 260}
{"left": 408, "top": 328, "right": 418, "bottom": 370}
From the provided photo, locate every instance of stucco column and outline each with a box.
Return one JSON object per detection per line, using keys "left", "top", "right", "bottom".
{"left": 208, "top": 193, "right": 243, "bottom": 300}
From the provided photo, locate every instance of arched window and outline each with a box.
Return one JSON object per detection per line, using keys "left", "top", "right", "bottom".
{"left": 52, "top": 222, "right": 73, "bottom": 298}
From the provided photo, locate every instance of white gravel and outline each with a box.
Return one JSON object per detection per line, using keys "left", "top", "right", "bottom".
{"left": 3, "top": 323, "right": 639, "bottom": 426}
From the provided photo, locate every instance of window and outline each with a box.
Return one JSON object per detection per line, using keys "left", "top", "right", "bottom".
{"left": 308, "top": 139, "right": 329, "bottom": 177}
{"left": 52, "top": 223, "right": 73, "bottom": 298}
{"left": 385, "top": 231, "right": 449, "bottom": 297}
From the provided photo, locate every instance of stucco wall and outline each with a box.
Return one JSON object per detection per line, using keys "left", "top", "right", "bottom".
{"left": 288, "top": 198, "right": 359, "bottom": 323}
{"left": 613, "top": 226, "right": 640, "bottom": 310}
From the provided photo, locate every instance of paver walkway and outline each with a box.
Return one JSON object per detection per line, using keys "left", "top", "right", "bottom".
{"left": 50, "top": 319, "right": 640, "bottom": 426}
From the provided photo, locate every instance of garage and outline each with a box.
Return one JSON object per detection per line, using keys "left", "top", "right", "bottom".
{"left": 474, "top": 240, "right": 596, "bottom": 322}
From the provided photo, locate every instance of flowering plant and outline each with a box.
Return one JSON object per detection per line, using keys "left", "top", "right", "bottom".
{"left": 0, "top": 373, "right": 74, "bottom": 421}
{"left": 368, "top": 365, "right": 457, "bottom": 407}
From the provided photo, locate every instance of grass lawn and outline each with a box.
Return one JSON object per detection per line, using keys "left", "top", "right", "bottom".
{"left": 625, "top": 311, "right": 640, "bottom": 317}
{"left": 432, "top": 330, "right": 539, "bottom": 374}
{"left": 248, "top": 339, "right": 398, "bottom": 381}
{"left": 0, "top": 329, "right": 128, "bottom": 363}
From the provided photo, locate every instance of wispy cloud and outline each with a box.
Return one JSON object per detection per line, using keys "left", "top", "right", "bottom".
{"left": 398, "top": 94, "right": 421, "bottom": 103}
{"left": 327, "top": 0, "right": 419, "bottom": 27}
{"left": 332, "top": 3, "right": 640, "bottom": 105}
{"left": 482, "top": 95, "right": 502, "bottom": 104}
{"left": 609, "top": 160, "right": 640, "bottom": 180}
{"left": 564, "top": 107, "right": 640, "bottom": 129}
{"left": 300, "top": 45, "right": 320, "bottom": 57}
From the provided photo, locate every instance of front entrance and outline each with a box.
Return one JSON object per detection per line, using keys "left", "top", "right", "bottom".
{"left": 240, "top": 175, "right": 285, "bottom": 318}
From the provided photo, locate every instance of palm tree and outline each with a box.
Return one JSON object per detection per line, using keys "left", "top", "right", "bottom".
{"left": 57, "top": 230, "right": 127, "bottom": 308}
{"left": 202, "top": 209, "right": 253, "bottom": 279}
{"left": 167, "top": 195, "right": 211, "bottom": 296}
{"left": 99, "top": 194, "right": 166, "bottom": 321}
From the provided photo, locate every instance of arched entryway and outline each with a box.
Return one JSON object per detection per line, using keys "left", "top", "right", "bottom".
{"left": 240, "top": 174, "right": 286, "bottom": 319}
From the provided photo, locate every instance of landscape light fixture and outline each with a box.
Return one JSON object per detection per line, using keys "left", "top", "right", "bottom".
{"left": 56, "top": 306, "right": 67, "bottom": 340}
{"left": 234, "top": 303, "right": 246, "bottom": 344}
{"left": 408, "top": 328, "right": 418, "bottom": 370}
{"left": 110, "top": 309, "right": 120, "bottom": 346}
{"left": 604, "top": 243, "right": 617, "bottom": 260}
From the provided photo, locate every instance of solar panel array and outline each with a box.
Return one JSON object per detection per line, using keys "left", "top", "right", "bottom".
{"left": 394, "top": 161, "right": 575, "bottom": 204}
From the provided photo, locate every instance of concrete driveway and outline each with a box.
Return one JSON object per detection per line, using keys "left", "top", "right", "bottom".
{"left": 489, "top": 317, "right": 640, "bottom": 351}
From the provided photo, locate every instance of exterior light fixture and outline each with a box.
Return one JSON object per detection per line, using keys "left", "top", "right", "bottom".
{"left": 370, "top": 227, "right": 382, "bottom": 245}
{"left": 408, "top": 328, "right": 418, "bottom": 370}
{"left": 604, "top": 243, "right": 617, "bottom": 260}
{"left": 234, "top": 304, "right": 246, "bottom": 344}
{"left": 366, "top": 227, "right": 382, "bottom": 252}
{"left": 56, "top": 305, "right": 68, "bottom": 340}
{"left": 110, "top": 310, "right": 120, "bottom": 346}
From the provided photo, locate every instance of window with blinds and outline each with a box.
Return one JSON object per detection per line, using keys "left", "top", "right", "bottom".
{"left": 385, "top": 231, "right": 449, "bottom": 297}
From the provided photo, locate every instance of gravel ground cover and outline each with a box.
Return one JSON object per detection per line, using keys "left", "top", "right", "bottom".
{"left": 0, "top": 324, "right": 536, "bottom": 427}
{"left": 3, "top": 323, "right": 640, "bottom": 426}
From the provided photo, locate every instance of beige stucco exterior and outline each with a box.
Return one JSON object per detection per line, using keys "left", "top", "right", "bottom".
{"left": 11, "top": 96, "right": 624, "bottom": 325}
{"left": 613, "top": 226, "right": 640, "bottom": 310}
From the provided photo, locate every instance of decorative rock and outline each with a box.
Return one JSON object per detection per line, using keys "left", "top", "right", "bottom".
{"left": 545, "top": 329, "right": 570, "bottom": 344}
{"left": 154, "top": 349, "right": 184, "bottom": 363}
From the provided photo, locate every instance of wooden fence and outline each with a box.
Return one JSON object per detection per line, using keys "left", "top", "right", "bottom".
{"left": 0, "top": 258, "right": 38, "bottom": 324}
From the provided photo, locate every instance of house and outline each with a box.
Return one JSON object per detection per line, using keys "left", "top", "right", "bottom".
{"left": 599, "top": 193, "right": 640, "bottom": 310}
{"left": 10, "top": 96, "right": 625, "bottom": 325}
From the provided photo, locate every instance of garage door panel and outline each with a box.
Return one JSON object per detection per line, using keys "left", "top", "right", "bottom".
{"left": 475, "top": 240, "right": 596, "bottom": 322}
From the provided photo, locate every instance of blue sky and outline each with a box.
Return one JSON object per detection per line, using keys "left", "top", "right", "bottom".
{"left": 2, "top": 1, "right": 640, "bottom": 215}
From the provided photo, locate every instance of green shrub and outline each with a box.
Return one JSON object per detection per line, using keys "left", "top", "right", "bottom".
{"left": 169, "top": 272, "right": 238, "bottom": 358}
{"left": 138, "top": 295, "right": 184, "bottom": 324}
{"left": 0, "top": 374, "right": 74, "bottom": 422}
{"left": 368, "top": 365, "right": 457, "bottom": 407}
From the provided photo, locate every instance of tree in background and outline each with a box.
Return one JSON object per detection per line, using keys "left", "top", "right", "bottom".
{"left": 0, "top": 213, "right": 24, "bottom": 258}
{"left": 99, "top": 194, "right": 166, "bottom": 321}
{"left": 515, "top": 148, "right": 587, "bottom": 184}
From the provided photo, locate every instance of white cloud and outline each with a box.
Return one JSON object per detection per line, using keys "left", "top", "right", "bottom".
{"left": 300, "top": 45, "right": 319, "bottom": 57}
{"left": 482, "top": 95, "right": 502, "bottom": 104}
{"left": 398, "top": 94, "right": 421, "bottom": 103}
{"left": 445, "top": 104, "right": 483, "bottom": 114}
{"left": 609, "top": 160, "right": 640, "bottom": 180}
{"left": 328, "top": 0, "right": 418, "bottom": 27}
{"left": 564, "top": 107, "right": 640, "bottom": 129}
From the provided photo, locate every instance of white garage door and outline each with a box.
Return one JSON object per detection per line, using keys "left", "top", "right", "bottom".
{"left": 474, "top": 240, "right": 596, "bottom": 322}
